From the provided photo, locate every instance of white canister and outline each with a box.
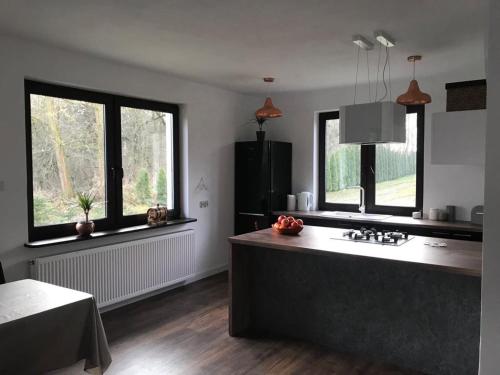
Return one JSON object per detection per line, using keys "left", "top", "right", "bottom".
{"left": 297, "top": 192, "right": 313, "bottom": 211}
{"left": 287, "top": 194, "right": 296, "bottom": 211}
{"left": 429, "top": 208, "right": 440, "bottom": 221}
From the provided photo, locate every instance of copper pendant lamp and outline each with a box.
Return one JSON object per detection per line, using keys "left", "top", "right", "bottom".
{"left": 397, "top": 55, "right": 431, "bottom": 105}
{"left": 255, "top": 77, "right": 283, "bottom": 119}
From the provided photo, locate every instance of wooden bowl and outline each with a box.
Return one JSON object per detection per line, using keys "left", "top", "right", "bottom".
{"left": 272, "top": 223, "right": 303, "bottom": 235}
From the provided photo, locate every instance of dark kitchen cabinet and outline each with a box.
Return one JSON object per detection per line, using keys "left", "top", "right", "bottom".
{"left": 235, "top": 141, "right": 291, "bottom": 234}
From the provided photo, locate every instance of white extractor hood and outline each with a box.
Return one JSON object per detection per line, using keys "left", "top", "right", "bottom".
{"left": 339, "top": 101, "right": 406, "bottom": 144}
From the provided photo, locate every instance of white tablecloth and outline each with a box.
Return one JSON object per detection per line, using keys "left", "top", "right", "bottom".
{"left": 0, "top": 279, "right": 112, "bottom": 374}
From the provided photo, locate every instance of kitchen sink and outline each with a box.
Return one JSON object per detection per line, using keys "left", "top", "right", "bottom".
{"left": 320, "top": 211, "right": 392, "bottom": 221}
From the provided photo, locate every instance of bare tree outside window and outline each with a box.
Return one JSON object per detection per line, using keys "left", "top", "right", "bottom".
{"left": 30, "top": 95, "right": 106, "bottom": 226}
{"left": 121, "top": 107, "right": 174, "bottom": 216}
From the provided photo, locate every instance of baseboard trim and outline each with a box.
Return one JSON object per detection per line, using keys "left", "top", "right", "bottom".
{"left": 186, "top": 264, "right": 228, "bottom": 283}
{"left": 99, "top": 263, "right": 228, "bottom": 313}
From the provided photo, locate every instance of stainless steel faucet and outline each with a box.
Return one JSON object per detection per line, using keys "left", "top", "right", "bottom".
{"left": 350, "top": 186, "right": 365, "bottom": 214}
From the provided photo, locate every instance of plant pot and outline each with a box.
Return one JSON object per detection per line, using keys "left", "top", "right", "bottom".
{"left": 256, "top": 130, "right": 266, "bottom": 142}
{"left": 76, "top": 221, "right": 95, "bottom": 237}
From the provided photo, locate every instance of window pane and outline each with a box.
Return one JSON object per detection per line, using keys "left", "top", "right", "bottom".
{"left": 324, "top": 118, "right": 361, "bottom": 204}
{"left": 375, "top": 113, "right": 417, "bottom": 207}
{"left": 121, "top": 107, "right": 174, "bottom": 216}
{"left": 30, "top": 94, "right": 106, "bottom": 226}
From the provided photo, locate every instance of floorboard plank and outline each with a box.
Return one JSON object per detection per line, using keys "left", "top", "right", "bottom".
{"left": 50, "top": 272, "right": 422, "bottom": 375}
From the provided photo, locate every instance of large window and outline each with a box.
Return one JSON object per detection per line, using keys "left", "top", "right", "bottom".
{"left": 26, "top": 80, "right": 180, "bottom": 241}
{"left": 318, "top": 106, "right": 424, "bottom": 216}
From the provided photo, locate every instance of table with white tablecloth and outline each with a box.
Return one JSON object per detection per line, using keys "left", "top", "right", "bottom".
{"left": 0, "top": 279, "right": 111, "bottom": 374}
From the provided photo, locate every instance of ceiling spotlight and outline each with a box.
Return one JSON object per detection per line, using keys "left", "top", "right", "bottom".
{"left": 374, "top": 31, "right": 395, "bottom": 48}
{"left": 352, "top": 35, "right": 374, "bottom": 50}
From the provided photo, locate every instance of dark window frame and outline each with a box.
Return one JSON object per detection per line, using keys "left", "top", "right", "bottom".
{"left": 115, "top": 95, "right": 180, "bottom": 227}
{"left": 318, "top": 105, "right": 424, "bottom": 216}
{"left": 25, "top": 80, "right": 180, "bottom": 241}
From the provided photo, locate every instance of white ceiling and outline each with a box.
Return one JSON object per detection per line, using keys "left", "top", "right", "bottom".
{"left": 0, "top": 0, "right": 487, "bottom": 93}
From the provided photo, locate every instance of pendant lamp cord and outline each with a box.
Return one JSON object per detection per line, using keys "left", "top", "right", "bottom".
{"left": 412, "top": 58, "right": 416, "bottom": 80}
{"left": 379, "top": 46, "right": 389, "bottom": 101}
{"left": 366, "top": 50, "right": 371, "bottom": 102}
{"left": 353, "top": 45, "right": 360, "bottom": 104}
{"left": 375, "top": 43, "right": 381, "bottom": 101}
{"left": 388, "top": 47, "right": 392, "bottom": 101}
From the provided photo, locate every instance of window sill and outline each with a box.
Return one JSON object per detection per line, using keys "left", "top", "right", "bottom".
{"left": 24, "top": 218, "right": 197, "bottom": 248}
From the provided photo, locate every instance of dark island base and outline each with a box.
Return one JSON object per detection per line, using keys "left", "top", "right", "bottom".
{"left": 230, "top": 245, "right": 480, "bottom": 375}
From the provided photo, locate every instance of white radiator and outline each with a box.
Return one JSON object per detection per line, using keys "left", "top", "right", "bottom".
{"left": 31, "top": 230, "right": 196, "bottom": 308}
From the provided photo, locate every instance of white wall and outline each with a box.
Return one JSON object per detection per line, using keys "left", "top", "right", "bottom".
{"left": 260, "top": 71, "right": 485, "bottom": 220}
{"left": 0, "top": 31, "right": 487, "bottom": 284}
{"left": 0, "top": 34, "right": 257, "bottom": 281}
{"left": 480, "top": 1, "right": 500, "bottom": 373}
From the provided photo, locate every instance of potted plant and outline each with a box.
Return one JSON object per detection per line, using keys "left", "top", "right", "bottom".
{"left": 76, "top": 192, "right": 95, "bottom": 237}
{"left": 255, "top": 116, "right": 267, "bottom": 143}
{"left": 244, "top": 116, "right": 268, "bottom": 143}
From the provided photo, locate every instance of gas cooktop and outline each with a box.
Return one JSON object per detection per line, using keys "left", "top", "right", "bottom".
{"left": 332, "top": 227, "right": 414, "bottom": 246}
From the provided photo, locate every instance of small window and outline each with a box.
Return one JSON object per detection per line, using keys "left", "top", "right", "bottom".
{"left": 116, "top": 97, "right": 180, "bottom": 227}
{"left": 319, "top": 106, "right": 424, "bottom": 216}
{"left": 375, "top": 112, "right": 418, "bottom": 207}
{"left": 121, "top": 107, "right": 174, "bottom": 215}
{"left": 321, "top": 111, "right": 361, "bottom": 210}
{"left": 25, "top": 80, "right": 180, "bottom": 241}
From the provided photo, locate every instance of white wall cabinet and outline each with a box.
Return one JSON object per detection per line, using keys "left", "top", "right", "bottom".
{"left": 431, "top": 109, "right": 486, "bottom": 165}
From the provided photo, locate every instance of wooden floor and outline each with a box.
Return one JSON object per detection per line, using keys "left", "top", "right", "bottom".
{"left": 52, "top": 272, "right": 422, "bottom": 375}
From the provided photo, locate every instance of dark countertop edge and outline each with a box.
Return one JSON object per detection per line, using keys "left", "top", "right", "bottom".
{"left": 272, "top": 211, "right": 483, "bottom": 233}
{"left": 228, "top": 236, "right": 481, "bottom": 278}
{"left": 24, "top": 218, "right": 197, "bottom": 248}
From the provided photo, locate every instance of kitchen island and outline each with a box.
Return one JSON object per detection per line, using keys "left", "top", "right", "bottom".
{"left": 228, "top": 226, "right": 481, "bottom": 375}
{"left": 272, "top": 210, "right": 483, "bottom": 241}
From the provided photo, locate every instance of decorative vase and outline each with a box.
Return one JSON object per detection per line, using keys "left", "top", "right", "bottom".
{"left": 76, "top": 221, "right": 95, "bottom": 237}
{"left": 256, "top": 130, "right": 266, "bottom": 143}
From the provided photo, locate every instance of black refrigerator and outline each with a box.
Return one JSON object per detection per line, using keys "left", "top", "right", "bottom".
{"left": 235, "top": 141, "right": 292, "bottom": 234}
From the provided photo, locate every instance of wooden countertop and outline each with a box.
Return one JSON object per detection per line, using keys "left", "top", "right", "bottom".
{"left": 229, "top": 226, "right": 482, "bottom": 277}
{"left": 272, "top": 210, "right": 483, "bottom": 232}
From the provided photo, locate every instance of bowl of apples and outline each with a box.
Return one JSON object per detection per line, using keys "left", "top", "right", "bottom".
{"left": 272, "top": 215, "right": 304, "bottom": 235}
